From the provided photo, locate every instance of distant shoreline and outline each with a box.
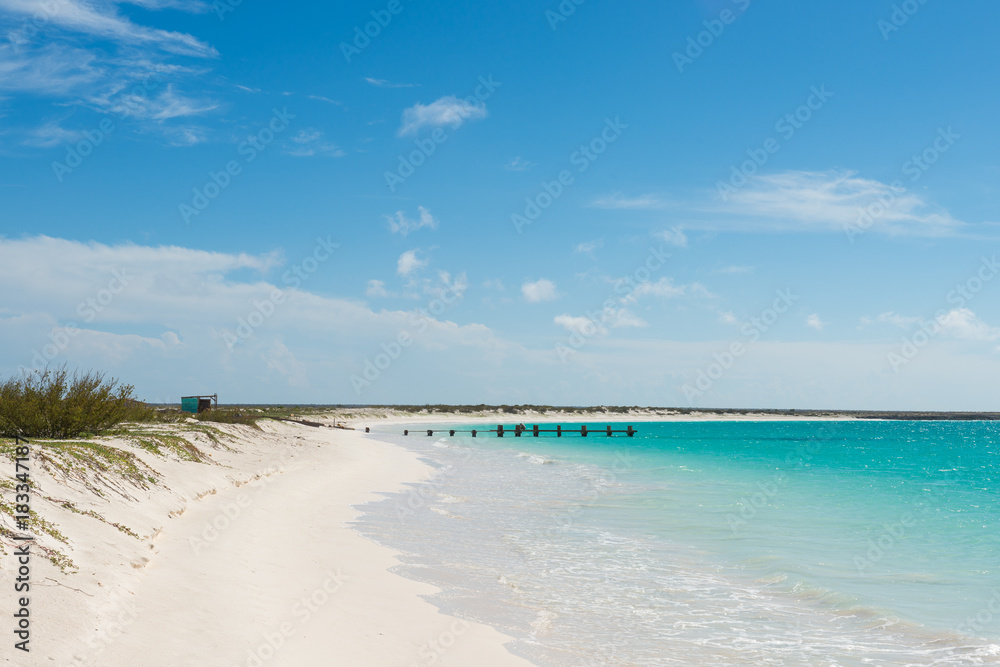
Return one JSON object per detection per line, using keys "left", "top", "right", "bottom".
{"left": 157, "top": 405, "right": 1000, "bottom": 423}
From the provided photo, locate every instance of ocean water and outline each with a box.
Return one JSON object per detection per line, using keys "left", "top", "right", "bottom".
{"left": 355, "top": 420, "right": 1000, "bottom": 666}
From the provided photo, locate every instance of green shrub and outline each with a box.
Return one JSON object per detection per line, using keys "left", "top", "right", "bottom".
{"left": 0, "top": 366, "right": 154, "bottom": 439}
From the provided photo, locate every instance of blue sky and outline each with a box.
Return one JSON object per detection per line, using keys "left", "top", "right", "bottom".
{"left": 2, "top": 0, "right": 999, "bottom": 408}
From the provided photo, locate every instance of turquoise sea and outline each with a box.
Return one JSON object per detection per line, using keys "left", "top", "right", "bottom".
{"left": 357, "top": 420, "right": 1000, "bottom": 665}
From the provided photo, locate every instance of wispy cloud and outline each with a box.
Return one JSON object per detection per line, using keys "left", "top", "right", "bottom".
{"left": 20, "top": 118, "right": 80, "bottom": 146}
{"left": 365, "top": 279, "right": 389, "bottom": 298}
{"left": 630, "top": 278, "right": 713, "bottom": 300}
{"left": 590, "top": 193, "right": 671, "bottom": 210}
{"left": 711, "top": 170, "right": 962, "bottom": 236}
{"left": 0, "top": 0, "right": 219, "bottom": 142}
{"left": 386, "top": 206, "right": 437, "bottom": 236}
{"left": 365, "top": 77, "right": 416, "bottom": 88}
{"left": 397, "top": 95, "right": 487, "bottom": 136}
{"left": 573, "top": 239, "right": 603, "bottom": 256}
{"left": 0, "top": 0, "right": 217, "bottom": 57}
{"left": 307, "top": 94, "right": 343, "bottom": 107}
{"left": 522, "top": 279, "right": 557, "bottom": 303}
{"left": 504, "top": 156, "right": 533, "bottom": 171}
{"left": 285, "top": 128, "right": 345, "bottom": 157}
{"left": 657, "top": 227, "right": 688, "bottom": 248}
{"left": 714, "top": 265, "right": 753, "bottom": 275}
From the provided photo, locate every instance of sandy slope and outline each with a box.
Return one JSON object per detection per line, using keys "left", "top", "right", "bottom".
{"left": 0, "top": 421, "right": 533, "bottom": 667}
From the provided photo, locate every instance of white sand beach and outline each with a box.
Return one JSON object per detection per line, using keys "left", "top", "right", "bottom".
{"left": 0, "top": 418, "right": 534, "bottom": 666}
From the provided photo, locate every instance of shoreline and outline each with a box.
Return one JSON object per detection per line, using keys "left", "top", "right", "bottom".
{"left": 0, "top": 420, "right": 534, "bottom": 666}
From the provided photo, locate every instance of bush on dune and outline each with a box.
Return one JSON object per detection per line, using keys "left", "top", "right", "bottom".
{"left": 0, "top": 366, "right": 154, "bottom": 439}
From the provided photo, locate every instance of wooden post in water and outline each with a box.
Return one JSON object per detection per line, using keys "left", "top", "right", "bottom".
{"left": 427, "top": 429, "right": 433, "bottom": 436}
{"left": 557, "top": 425, "right": 562, "bottom": 437}
{"left": 606, "top": 425, "right": 612, "bottom": 436}
{"left": 449, "top": 430, "right": 455, "bottom": 436}
{"left": 533, "top": 425, "right": 540, "bottom": 437}
{"left": 472, "top": 429, "right": 477, "bottom": 437}
{"left": 627, "top": 425, "right": 635, "bottom": 437}
{"left": 404, "top": 429, "right": 409, "bottom": 435}
{"left": 497, "top": 424, "right": 504, "bottom": 438}
{"left": 581, "top": 425, "right": 588, "bottom": 437}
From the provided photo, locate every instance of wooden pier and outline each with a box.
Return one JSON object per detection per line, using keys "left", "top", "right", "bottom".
{"left": 403, "top": 424, "right": 636, "bottom": 437}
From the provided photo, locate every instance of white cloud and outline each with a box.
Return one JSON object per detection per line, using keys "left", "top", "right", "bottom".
{"left": 718, "top": 310, "right": 738, "bottom": 325}
{"left": 365, "top": 280, "right": 388, "bottom": 298}
{"left": 936, "top": 308, "right": 1000, "bottom": 341}
{"left": 609, "top": 308, "right": 647, "bottom": 328}
{"left": 504, "top": 156, "right": 533, "bottom": 171}
{"left": 0, "top": 235, "right": 508, "bottom": 402}
{"left": 714, "top": 170, "right": 962, "bottom": 236}
{"left": 554, "top": 314, "right": 605, "bottom": 336}
{"left": 860, "top": 311, "right": 922, "bottom": 329}
{"left": 307, "top": 94, "right": 343, "bottom": 107}
{"left": 658, "top": 227, "right": 688, "bottom": 248}
{"left": 573, "top": 239, "right": 603, "bottom": 256}
{"left": 397, "top": 250, "right": 427, "bottom": 277}
{"left": 20, "top": 118, "right": 80, "bottom": 146}
{"left": 553, "top": 308, "right": 645, "bottom": 337}
{"left": 397, "top": 95, "right": 487, "bottom": 136}
{"left": 806, "top": 314, "right": 827, "bottom": 331}
{"left": 522, "top": 279, "right": 557, "bottom": 303}
{"left": 0, "top": 0, "right": 217, "bottom": 58}
{"left": 386, "top": 206, "right": 437, "bottom": 236}
{"left": 0, "top": 1, "right": 219, "bottom": 142}
{"left": 365, "top": 77, "right": 415, "bottom": 88}
{"left": 715, "top": 265, "right": 753, "bottom": 275}
{"left": 285, "top": 128, "right": 345, "bottom": 157}
{"left": 630, "top": 278, "right": 712, "bottom": 300}
{"left": 590, "top": 193, "right": 670, "bottom": 210}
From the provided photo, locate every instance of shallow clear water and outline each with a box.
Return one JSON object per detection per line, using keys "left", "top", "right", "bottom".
{"left": 355, "top": 421, "right": 1000, "bottom": 666}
